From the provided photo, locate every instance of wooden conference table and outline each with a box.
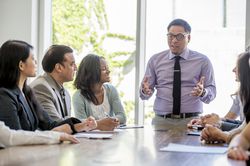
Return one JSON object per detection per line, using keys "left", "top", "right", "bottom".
{"left": 0, "top": 125, "right": 246, "bottom": 166}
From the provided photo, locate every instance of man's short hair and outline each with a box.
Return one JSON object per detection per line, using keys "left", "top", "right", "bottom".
{"left": 42, "top": 45, "right": 73, "bottom": 73}
{"left": 167, "top": 18, "right": 191, "bottom": 33}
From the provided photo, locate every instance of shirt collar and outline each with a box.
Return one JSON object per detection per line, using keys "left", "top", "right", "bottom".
{"left": 169, "top": 47, "right": 189, "bottom": 60}
{"left": 45, "top": 73, "right": 64, "bottom": 91}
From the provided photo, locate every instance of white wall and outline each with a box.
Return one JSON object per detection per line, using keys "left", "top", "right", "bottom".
{"left": 0, "top": 0, "right": 52, "bottom": 75}
{"left": 0, "top": 0, "right": 38, "bottom": 48}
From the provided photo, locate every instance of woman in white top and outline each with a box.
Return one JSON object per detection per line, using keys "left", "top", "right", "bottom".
{"left": 0, "top": 121, "right": 79, "bottom": 148}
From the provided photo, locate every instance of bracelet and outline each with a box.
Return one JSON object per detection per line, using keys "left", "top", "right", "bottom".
{"left": 69, "top": 123, "right": 77, "bottom": 134}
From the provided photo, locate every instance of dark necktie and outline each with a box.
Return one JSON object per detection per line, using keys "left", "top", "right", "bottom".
{"left": 60, "top": 88, "right": 68, "bottom": 117}
{"left": 172, "top": 56, "right": 181, "bottom": 115}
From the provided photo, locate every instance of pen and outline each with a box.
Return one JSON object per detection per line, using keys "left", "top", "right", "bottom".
{"left": 119, "top": 124, "right": 127, "bottom": 127}
{"left": 104, "top": 111, "right": 111, "bottom": 118}
{"left": 104, "top": 112, "right": 116, "bottom": 120}
{"left": 104, "top": 112, "right": 119, "bottom": 123}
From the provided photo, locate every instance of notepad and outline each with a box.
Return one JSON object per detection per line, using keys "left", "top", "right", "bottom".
{"left": 160, "top": 143, "right": 228, "bottom": 154}
{"left": 74, "top": 133, "right": 113, "bottom": 139}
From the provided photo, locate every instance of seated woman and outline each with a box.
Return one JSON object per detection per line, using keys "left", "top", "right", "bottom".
{"left": 73, "top": 54, "right": 126, "bottom": 131}
{"left": 227, "top": 51, "right": 250, "bottom": 161}
{"left": 0, "top": 121, "right": 79, "bottom": 148}
{"left": 188, "top": 66, "right": 243, "bottom": 131}
{"left": 187, "top": 95, "right": 243, "bottom": 131}
{"left": 0, "top": 40, "right": 96, "bottom": 134}
{"left": 201, "top": 53, "right": 246, "bottom": 143}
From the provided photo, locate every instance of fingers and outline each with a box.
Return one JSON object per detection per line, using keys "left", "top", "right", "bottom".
{"left": 142, "top": 76, "right": 153, "bottom": 95}
{"left": 96, "top": 118, "right": 118, "bottom": 131}
{"left": 113, "top": 118, "right": 120, "bottom": 124}
{"left": 203, "top": 114, "right": 212, "bottom": 119}
{"left": 201, "top": 114, "right": 221, "bottom": 127}
{"left": 190, "top": 76, "right": 205, "bottom": 97}
{"left": 68, "top": 135, "right": 80, "bottom": 144}
{"left": 190, "top": 88, "right": 198, "bottom": 95}
{"left": 190, "top": 87, "right": 203, "bottom": 96}
{"left": 187, "top": 121, "right": 194, "bottom": 128}
{"left": 200, "top": 127, "right": 209, "bottom": 141}
{"left": 85, "top": 116, "right": 97, "bottom": 130}
{"left": 87, "top": 116, "right": 95, "bottom": 121}
{"left": 143, "top": 76, "right": 149, "bottom": 84}
{"left": 199, "top": 76, "right": 205, "bottom": 85}
{"left": 187, "top": 118, "right": 201, "bottom": 128}
{"left": 108, "top": 117, "right": 120, "bottom": 126}
{"left": 200, "top": 125, "right": 214, "bottom": 142}
{"left": 228, "top": 148, "right": 249, "bottom": 160}
{"left": 60, "top": 133, "right": 80, "bottom": 144}
{"left": 191, "top": 87, "right": 203, "bottom": 95}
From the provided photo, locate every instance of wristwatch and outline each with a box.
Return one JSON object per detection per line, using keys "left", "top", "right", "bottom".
{"left": 69, "top": 122, "right": 78, "bottom": 134}
{"left": 200, "top": 89, "right": 206, "bottom": 97}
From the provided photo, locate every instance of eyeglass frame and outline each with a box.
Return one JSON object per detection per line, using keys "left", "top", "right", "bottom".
{"left": 166, "top": 33, "right": 189, "bottom": 41}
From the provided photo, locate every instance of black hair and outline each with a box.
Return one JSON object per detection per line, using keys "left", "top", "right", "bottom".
{"left": 42, "top": 45, "right": 73, "bottom": 73}
{"left": 74, "top": 54, "right": 104, "bottom": 104}
{"left": 0, "top": 40, "right": 33, "bottom": 88}
{"left": 167, "top": 18, "right": 191, "bottom": 33}
{"left": 238, "top": 52, "right": 250, "bottom": 123}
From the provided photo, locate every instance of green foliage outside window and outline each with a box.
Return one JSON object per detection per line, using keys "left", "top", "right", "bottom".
{"left": 52, "top": 0, "right": 136, "bottom": 123}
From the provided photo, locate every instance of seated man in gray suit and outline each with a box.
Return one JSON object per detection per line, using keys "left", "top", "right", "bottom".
{"left": 30, "top": 45, "right": 119, "bottom": 130}
{"left": 30, "top": 45, "right": 75, "bottom": 122}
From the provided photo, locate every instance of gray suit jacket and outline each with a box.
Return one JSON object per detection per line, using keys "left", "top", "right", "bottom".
{"left": 29, "top": 73, "right": 71, "bottom": 122}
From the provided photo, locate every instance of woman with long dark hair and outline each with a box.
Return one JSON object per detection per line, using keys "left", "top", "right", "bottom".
{"left": 227, "top": 51, "right": 250, "bottom": 161}
{"left": 0, "top": 40, "right": 96, "bottom": 139}
{"left": 73, "top": 54, "right": 126, "bottom": 131}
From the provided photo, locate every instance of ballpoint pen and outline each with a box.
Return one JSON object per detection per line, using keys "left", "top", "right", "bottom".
{"left": 104, "top": 111, "right": 111, "bottom": 118}
{"left": 104, "top": 112, "right": 119, "bottom": 122}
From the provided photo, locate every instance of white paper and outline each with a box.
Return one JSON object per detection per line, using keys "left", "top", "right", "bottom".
{"left": 74, "top": 133, "right": 113, "bottom": 139}
{"left": 160, "top": 143, "right": 228, "bottom": 154}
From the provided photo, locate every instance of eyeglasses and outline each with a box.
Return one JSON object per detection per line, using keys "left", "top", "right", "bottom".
{"left": 167, "top": 33, "right": 188, "bottom": 41}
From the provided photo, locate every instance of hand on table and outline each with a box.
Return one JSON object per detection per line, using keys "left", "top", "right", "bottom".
{"left": 96, "top": 117, "right": 120, "bottom": 131}
{"left": 59, "top": 133, "right": 80, "bottom": 144}
{"left": 200, "top": 124, "right": 227, "bottom": 144}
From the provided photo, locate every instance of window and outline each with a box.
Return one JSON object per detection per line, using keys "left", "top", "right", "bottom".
{"left": 52, "top": 0, "right": 137, "bottom": 123}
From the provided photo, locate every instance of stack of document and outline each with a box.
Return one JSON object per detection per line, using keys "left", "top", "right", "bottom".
{"left": 74, "top": 125, "right": 144, "bottom": 139}
{"left": 160, "top": 143, "right": 228, "bottom": 154}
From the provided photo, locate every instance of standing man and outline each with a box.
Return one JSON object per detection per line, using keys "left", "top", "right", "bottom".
{"left": 140, "top": 19, "right": 216, "bottom": 127}
{"left": 30, "top": 45, "right": 76, "bottom": 122}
